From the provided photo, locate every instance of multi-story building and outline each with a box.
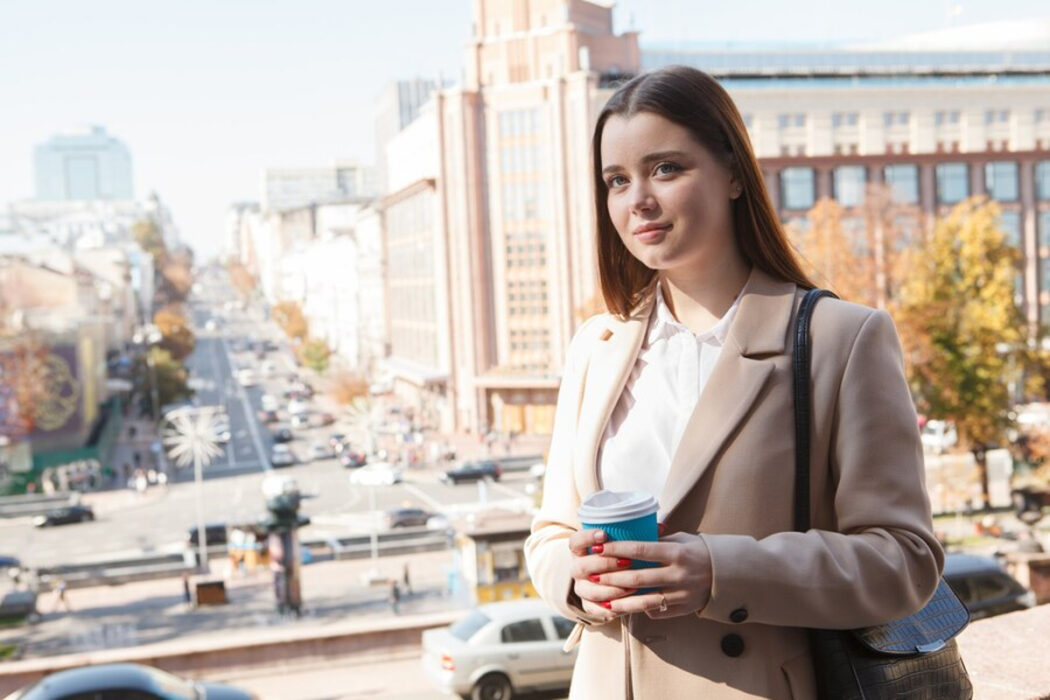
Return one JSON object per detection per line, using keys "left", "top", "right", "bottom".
{"left": 262, "top": 163, "right": 377, "bottom": 212}
{"left": 374, "top": 79, "right": 447, "bottom": 192}
{"left": 650, "top": 28, "right": 1050, "bottom": 326}
{"left": 430, "top": 0, "right": 639, "bottom": 435}
{"left": 34, "top": 125, "right": 134, "bottom": 202}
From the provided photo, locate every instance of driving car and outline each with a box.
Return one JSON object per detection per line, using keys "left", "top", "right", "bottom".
{"left": 440, "top": 460, "right": 502, "bottom": 485}
{"left": 421, "top": 600, "right": 577, "bottom": 700}
{"left": 260, "top": 408, "right": 280, "bottom": 424}
{"left": 385, "top": 507, "right": 433, "bottom": 528}
{"left": 348, "top": 461, "right": 402, "bottom": 486}
{"left": 271, "top": 444, "right": 296, "bottom": 468}
{"left": 340, "top": 450, "right": 368, "bottom": 468}
{"left": 3, "top": 662, "right": 256, "bottom": 700}
{"left": 943, "top": 552, "right": 1036, "bottom": 620}
{"left": 33, "top": 505, "right": 95, "bottom": 528}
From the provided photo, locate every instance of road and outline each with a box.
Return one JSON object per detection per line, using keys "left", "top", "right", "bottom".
{"left": 3, "top": 277, "right": 537, "bottom": 569}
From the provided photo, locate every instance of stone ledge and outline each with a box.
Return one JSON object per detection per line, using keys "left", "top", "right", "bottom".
{"left": 957, "top": 603, "right": 1050, "bottom": 700}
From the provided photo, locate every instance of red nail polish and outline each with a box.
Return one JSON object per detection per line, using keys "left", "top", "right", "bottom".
{"left": 600, "top": 601, "right": 612, "bottom": 609}
{"left": 588, "top": 574, "right": 600, "bottom": 583}
{"left": 591, "top": 544, "right": 604, "bottom": 555}
{"left": 617, "top": 558, "right": 631, "bottom": 568}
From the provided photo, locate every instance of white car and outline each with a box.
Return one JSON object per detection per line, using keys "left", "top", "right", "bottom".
{"left": 260, "top": 393, "right": 280, "bottom": 412}
{"left": 421, "top": 600, "right": 577, "bottom": 699}
{"left": 308, "top": 442, "right": 334, "bottom": 461}
{"left": 348, "top": 462, "right": 402, "bottom": 486}
{"left": 271, "top": 444, "right": 296, "bottom": 468}
{"left": 287, "top": 398, "right": 309, "bottom": 416}
{"left": 236, "top": 369, "right": 257, "bottom": 387}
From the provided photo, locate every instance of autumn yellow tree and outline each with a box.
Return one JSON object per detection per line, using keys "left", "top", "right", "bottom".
{"left": 226, "top": 261, "right": 257, "bottom": 299}
{"left": 892, "top": 197, "right": 1045, "bottom": 506}
{"left": 153, "top": 306, "right": 196, "bottom": 361}
{"left": 273, "top": 301, "right": 308, "bottom": 342}
{"left": 297, "top": 338, "right": 331, "bottom": 374}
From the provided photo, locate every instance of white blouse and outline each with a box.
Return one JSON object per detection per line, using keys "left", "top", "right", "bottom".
{"left": 598, "top": 285, "right": 742, "bottom": 499}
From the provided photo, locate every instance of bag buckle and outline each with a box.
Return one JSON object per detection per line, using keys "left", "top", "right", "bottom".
{"left": 916, "top": 640, "right": 946, "bottom": 653}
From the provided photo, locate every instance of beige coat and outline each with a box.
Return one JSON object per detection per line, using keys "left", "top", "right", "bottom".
{"left": 524, "top": 268, "right": 943, "bottom": 699}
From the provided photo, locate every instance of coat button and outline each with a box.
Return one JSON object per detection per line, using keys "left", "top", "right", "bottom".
{"left": 729, "top": 608, "right": 748, "bottom": 623}
{"left": 721, "top": 634, "right": 745, "bottom": 657}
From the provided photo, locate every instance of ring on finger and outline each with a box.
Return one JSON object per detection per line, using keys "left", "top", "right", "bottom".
{"left": 658, "top": 593, "right": 668, "bottom": 612}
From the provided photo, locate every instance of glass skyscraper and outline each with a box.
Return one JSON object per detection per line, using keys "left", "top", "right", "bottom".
{"left": 34, "top": 126, "right": 133, "bottom": 201}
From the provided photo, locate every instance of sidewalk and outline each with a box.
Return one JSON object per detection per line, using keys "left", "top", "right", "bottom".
{"left": 0, "top": 549, "right": 466, "bottom": 664}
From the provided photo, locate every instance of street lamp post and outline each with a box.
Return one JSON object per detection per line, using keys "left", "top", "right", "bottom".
{"left": 163, "top": 409, "right": 223, "bottom": 573}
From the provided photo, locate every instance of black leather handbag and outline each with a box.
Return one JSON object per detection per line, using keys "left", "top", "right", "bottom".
{"left": 793, "top": 289, "right": 974, "bottom": 700}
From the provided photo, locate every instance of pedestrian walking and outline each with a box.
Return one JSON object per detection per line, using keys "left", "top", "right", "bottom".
{"left": 52, "top": 579, "right": 71, "bottom": 612}
{"left": 128, "top": 424, "right": 137, "bottom": 439}
{"left": 389, "top": 580, "right": 401, "bottom": 615}
{"left": 182, "top": 572, "right": 192, "bottom": 606}
{"left": 525, "top": 66, "right": 943, "bottom": 699}
{"left": 133, "top": 450, "right": 142, "bottom": 468}
{"left": 402, "top": 562, "right": 412, "bottom": 595}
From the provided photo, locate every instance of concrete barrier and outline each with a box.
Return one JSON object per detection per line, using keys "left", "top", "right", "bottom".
{"left": 0, "top": 610, "right": 462, "bottom": 693}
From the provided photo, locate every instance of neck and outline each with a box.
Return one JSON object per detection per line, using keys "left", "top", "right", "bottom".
{"left": 660, "top": 249, "right": 750, "bottom": 335}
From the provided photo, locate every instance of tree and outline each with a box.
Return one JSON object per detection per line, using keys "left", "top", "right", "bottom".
{"left": 331, "top": 372, "right": 369, "bottom": 405}
{"left": 133, "top": 347, "right": 192, "bottom": 418}
{"left": 791, "top": 185, "right": 914, "bottom": 308}
{"left": 297, "top": 338, "right": 331, "bottom": 374}
{"left": 153, "top": 306, "right": 196, "bottom": 361}
{"left": 273, "top": 301, "right": 308, "bottom": 341}
{"left": 226, "top": 261, "right": 257, "bottom": 299}
{"left": 891, "top": 197, "right": 1045, "bottom": 507}
{"left": 132, "top": 219, "right": 167, "bottom": 263}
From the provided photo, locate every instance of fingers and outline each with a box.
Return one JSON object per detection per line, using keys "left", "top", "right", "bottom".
{"left": 568, "top": 528, "right": 606, "bottom": 557}
{"left": 579, "top": 596, "right": 620, "bottom": 622}
{"left": 573, "top": 577, "right": 635, "bottom": 604}
{"left": 597, "top": 539, "right": 678, "bottom": 564}
{"left": 608, "top": 590, "right": 678, "bottom": 616}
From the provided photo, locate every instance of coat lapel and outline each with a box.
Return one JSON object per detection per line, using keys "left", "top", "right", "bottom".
{"left": 572, "top": 292, "right": 656, "bottom": 499}
{"left": 658, "top": 269, "right": 799, "bottom": 521}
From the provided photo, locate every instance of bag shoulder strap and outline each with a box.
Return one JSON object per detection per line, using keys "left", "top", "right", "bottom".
{"left": 793, "top": 288, "right": 838, "bottom": 533}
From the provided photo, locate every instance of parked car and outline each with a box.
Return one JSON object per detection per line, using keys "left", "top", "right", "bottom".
{"left": 33, "top": 505, "right": 94, "bottom": 528}
{"left": 921, "top": 419, "right": 957, "bottom": 454}
{"left": 186, "top": 523, "right": 229, "bottom": 547}
{"left": 3, "top": 662, "right": 256, "bottom": 700}
{"left": 348, "top": 462, "right": 402, "bottom": 486}
{"left": 260, "top": 409, "right": 280, "bottom": 424}
{"left": 943, "top": 552, "right": 1036, "bottom": 620}
{"left": 441, "top": 460, "right": 502, "bottom": 485}
{"left": 271, "top": 444, "right": 296, "bottom": 468}
{"left": 271, "top": 428, "right": 294, "bottom": 443}
{"left": 287, "top": 398, "right": 309, "bottom": 416}
{"left": 421, "top": 600, "right": 577, "bottom": 700}
{"left": 385, "top": 507, "right": 433, "bottom": 528}
{"left": 260, "top": 393, "right": 280, "bottom": 412}
{"left": 329, "top": 433, "right": 348, "bottom": 450}
{"left": 235, "top": 368, "right": 257, "bottom": 387}
{"left": 311, "top": 411, "right": 336, "bottom": 427}
{"left": 291, "top": 412, "right": 311, "bottom": 429}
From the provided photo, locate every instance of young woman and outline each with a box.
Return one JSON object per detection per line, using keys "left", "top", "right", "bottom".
{"left": 525, "top": 66, "right": 942, "bottom": 699}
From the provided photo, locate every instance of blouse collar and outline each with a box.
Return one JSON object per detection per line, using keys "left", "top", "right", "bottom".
{"left": 648, "top": 283, "right": 743, "bottom": 347}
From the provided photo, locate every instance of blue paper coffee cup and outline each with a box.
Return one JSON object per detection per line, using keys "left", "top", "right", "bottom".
{"left": 578, "top": 490, "right": 660, "bottom": 576}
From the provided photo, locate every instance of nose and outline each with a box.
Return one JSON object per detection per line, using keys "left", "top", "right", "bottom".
{"left": 628, "top": 181, "right": 657, "bottom": 214}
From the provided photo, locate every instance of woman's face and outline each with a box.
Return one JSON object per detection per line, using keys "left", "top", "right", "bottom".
{"left": 600, "top": 111, "right": 741, "bottom": 276}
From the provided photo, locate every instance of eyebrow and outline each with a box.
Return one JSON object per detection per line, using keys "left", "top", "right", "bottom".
{"left": 602, "top": 150, "right": 690, "bottom": 175}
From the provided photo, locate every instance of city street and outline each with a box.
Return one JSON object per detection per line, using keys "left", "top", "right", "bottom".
{"left": 2, "top": 283, "right": 539, "bottom": 570}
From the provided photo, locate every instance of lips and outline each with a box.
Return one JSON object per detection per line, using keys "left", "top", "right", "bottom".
{"left": 633, "top": 223, "right": 671, "bottom": 243}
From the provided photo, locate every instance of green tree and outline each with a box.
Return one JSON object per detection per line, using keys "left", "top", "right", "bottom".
{"left": 891, "top": 197, "right": 1044, "bottom": 506}
{"left": 133, "top": 347, "right": 193, "bottom": 418}
{"left": 132, "top": 219, "right": 167, "bottom": 263}
{"left": 298, "top": 338, "right": 331, "bottom": 374}
{"left": 153, "top": 306, "right": 196, "bottom": 361}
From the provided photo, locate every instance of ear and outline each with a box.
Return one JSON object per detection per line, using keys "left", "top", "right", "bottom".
{"left": 729, "top": 173, "right": 744, "bottom": 200}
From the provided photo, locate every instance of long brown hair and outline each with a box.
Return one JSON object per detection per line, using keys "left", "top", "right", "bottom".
{"left": 592, "top": 65, "right": 815, "bottom": 318}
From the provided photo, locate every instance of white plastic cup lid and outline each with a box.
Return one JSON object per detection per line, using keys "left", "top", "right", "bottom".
{"left": 578, "top": 490, "right": 659, "bottom": 524}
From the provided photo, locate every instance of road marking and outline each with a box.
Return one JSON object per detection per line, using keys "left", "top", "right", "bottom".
{"left": 221, "top": 335, "right": 270, "bottom": 471}
{"left": 400, "top": 483, "right": 445, "bottom": 512}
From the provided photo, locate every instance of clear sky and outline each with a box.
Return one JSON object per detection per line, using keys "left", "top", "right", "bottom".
{"left": 1, "top": 0, "right": 1047, "bottom": 259}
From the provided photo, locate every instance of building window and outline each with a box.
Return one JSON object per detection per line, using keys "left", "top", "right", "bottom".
{"left": 1036, "top": 161, "right": 1050, "bottom": 201}
{"left": 936, "top": 162, "right": 969, "bottom": 205}
{"left": 985, "top": 162, "right": 1019, "bottom": 202}
{"left": 1039, "top": 211, "right": 1050, "bottom": 249}
{"left": 833, "top": 166, "right": 866, "bottom": 207}
{"left": 935, "top": 110, "right": 961, "bottom": 126}
{"left": 999, "top": 211, "right": 1021, "bottom": 248}
{"left": 778, "top": 113, "right": 805, "bottom": 129}
{"left": 884, "top": 111, "right": 910, "bottom": 127}
{"left": 832, "top": 112, "right": 858, "bottom": 128}
{"left": 883, "top": 164, "right": 919, "bottom": 204}
{"left": 780, "top": 167, "right": 815, "bottom": 211}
